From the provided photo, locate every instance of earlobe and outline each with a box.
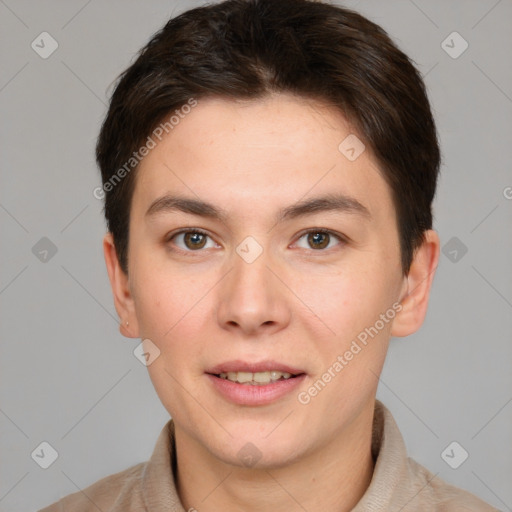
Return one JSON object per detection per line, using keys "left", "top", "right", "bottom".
{"left": 103, "top": 233, "right": 140, "bottom": 338}
{"left": 391, "top": 230, "right": 440, "bottom": 338}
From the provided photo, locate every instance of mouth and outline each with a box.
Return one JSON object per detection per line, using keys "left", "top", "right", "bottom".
{"left": 213, "top": 370, "right": 303, "bottom": 385}
{"left": 206, "top": 360, "right": 306, "bottom": 383}
{"left": 205, "top": 360, "right": 306, "bottom": 405}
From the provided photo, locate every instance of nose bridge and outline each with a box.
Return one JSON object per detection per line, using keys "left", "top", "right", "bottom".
{"left": 216, "top": 238, "right": 290, "bottom": 334}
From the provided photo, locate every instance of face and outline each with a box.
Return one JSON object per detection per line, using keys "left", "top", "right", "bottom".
{"left": 108, "top": 94, "right": 421, "bottom": 469}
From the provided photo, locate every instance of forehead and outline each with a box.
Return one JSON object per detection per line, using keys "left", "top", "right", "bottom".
{"left": 133, "top": 94, "right": 395, "bottom": 225}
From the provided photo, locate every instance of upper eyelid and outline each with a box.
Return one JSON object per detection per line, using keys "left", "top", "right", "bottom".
{"left": 293, "top": 229, "right": 346, "bottom": 251}
{"left": 167, "top": 228, "right": 218, "bottom": 246}
{"left": 294, "top": 228, "right": 346, "bottom": 242}
{"left": 167, "top": 228, "right": 346, "bottom": 250}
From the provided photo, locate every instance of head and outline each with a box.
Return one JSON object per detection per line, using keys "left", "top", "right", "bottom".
{"left": 99, "top": 0, "right": 440, "bottom": 469}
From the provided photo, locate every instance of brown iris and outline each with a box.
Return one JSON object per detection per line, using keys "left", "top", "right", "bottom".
{"left": 308, "top": 232, "right": 330, "bottom": 250}
{"left": 184, "top": 232, "right": 207, "bottom": 250}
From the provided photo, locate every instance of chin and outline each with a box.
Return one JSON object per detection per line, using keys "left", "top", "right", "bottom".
{"left": 206, "top": 426, "right": 308, "bottom": 470}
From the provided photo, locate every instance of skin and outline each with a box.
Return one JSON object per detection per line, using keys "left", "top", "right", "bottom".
{"left": 104, "top": 93, "right": 439, "bottom": 512}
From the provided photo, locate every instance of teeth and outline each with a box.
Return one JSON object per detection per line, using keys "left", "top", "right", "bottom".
{"left": 218, "top": 370, "right": 293, "bottom": 385}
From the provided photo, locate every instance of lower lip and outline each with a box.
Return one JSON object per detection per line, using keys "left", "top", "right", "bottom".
{"left": 206, "top": 374, "right": 306, "bottom": 406}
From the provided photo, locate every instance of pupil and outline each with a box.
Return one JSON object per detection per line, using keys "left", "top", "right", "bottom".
{"left": 185, "top": 232, "right": 206, "bottom": 249}
{"left": 309, "top": 232, "right": 329, "bottom": 249}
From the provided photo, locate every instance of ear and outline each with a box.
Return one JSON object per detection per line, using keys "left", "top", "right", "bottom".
{"left": 391, "top": 230, "right": 440, "bottom": 337}
{"left": 103, "top": 232, "right": 140, "bottom": 338}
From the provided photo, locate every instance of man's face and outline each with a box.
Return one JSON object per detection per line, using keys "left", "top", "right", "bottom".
{"left": 124, "top": 94, "right": 407, "bottom": 467}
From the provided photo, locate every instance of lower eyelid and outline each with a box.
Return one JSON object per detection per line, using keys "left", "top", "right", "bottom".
{"left": 170, "top": 230, "right": 217, "bottom": 251}
{"left": 294, "top": 230, "right": 345, "bottom": 250}
{"left": 167, "top": 229, "right": 346, "bottom": 252}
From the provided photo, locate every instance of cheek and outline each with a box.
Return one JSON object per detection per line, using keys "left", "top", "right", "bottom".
{"left": 291, "top": 263, "right": 394, "bottom": 341}
{"left": 131, "top": 265, "right": 215, "bottom": 362}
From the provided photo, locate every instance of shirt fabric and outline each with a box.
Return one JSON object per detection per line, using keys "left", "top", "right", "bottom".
{"left": 39, "top": 400, "right": 499, "bottom": 511}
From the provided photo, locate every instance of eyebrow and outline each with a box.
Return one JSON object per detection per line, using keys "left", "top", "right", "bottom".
{"left": 145, "top": 193, "right": 371, "bottom": 223}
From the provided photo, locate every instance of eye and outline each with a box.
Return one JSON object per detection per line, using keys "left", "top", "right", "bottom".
{"left": 294, "top": 229, "right": 345, "bottom": 251}
{"left": 166, "top": 228, "right": 345, "bottom": 254}
{"left": 167, "top": 229, "right": 218, "bottom": 252}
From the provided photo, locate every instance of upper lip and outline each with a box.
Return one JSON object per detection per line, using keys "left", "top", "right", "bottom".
{"left": 206, "top": 360, "right": 306, "bottom": 375}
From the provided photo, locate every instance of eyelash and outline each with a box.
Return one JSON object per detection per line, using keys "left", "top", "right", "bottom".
{"left": 165, "top": 228, "right": 347, "bottom": 256}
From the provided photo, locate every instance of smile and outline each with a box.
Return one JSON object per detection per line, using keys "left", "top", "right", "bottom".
{"left": 217, "top": 370, "right": 294, "bottom": 385}
{"left": 206, "top": 369, "right": 306, "bottom": 405}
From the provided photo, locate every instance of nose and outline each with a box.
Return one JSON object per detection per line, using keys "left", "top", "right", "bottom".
{"left": 216, "top": 246, "right": 291, "bottom": 337}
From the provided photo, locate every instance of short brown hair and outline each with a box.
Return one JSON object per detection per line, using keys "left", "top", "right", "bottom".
{"left": 96, "top": 0, "right": 441, "bottom": 274}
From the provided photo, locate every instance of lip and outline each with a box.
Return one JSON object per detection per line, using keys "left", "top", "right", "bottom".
{"left": 206, "top": 373, "right": 307, "bottom": 406}
{"left": 206, "top": 359, "right": 305, "bottom": 375}
{"left": 205, "top": 359, "right": 307, "bottom": 406}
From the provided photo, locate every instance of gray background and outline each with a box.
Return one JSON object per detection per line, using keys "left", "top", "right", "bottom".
{"left": 1, "top": 0, "right": 511, "bottom": 510}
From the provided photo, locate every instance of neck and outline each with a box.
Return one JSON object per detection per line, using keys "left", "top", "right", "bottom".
{"left": 174, "top": 402, "right": 376, "bottom": 512}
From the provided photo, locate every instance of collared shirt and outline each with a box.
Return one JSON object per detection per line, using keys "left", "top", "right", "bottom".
{"left": 39, "top": 401, "right": 499, "bottom": 511}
